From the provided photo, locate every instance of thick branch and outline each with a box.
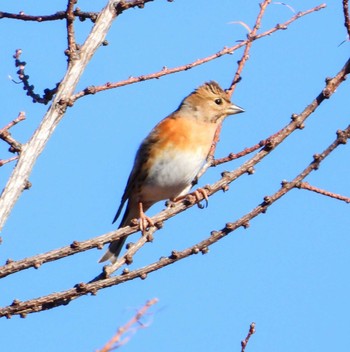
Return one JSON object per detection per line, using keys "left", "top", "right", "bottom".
{"left": 0, "top": 1, "right": 120, "bottom": 232}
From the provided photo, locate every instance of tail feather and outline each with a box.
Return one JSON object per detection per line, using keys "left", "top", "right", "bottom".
{"left": 99, "top": 201, "right": 139, "bottom": 264}
{"left": 98, "top": 238, "right": 126, "bottom": 264}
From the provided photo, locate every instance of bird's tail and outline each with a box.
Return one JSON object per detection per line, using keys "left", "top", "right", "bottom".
{"left": 99, "top": 201, "right": 143, "bottom": 264}
{"left": 98, "top": 238, "right": 126, "bottom": 264}
{"left": 99, "top": 202, "right": 135, "bottom": 263}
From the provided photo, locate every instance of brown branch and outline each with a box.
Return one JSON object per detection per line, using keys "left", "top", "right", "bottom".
{"left": 297, "top": 181, "right": 350, "bottom": 203}
{"left": 71, "top": 3, "right": 326, "bottom": 102}
{"left": 1, "top": 55, "right": 348, "bottom": 280}
{"left": 1, "top": 124, "right": 349, "bottom": 318}
{"left": 12, "top": 49, "right": 58, "bottom": 104}
{"left": 227, "top": 0, "right": 272, "bottom": 97}
{"left": 241, "top": 322, "right": 256, "bottom": 352}
{"left": 0, "top": 9, "right": 98, "bottom": 23}
{"left": 97, "top": 298, "right": 158, "bottom": 352}
{"left": 115, "top": 0, "right": 159, "bottom": 14}
{"left": 212, "top": 128, "right": 285, "bottom": 167}
{"left": 65, "top": 0, "right": 78, "bottom": 61}
{"left": 343, "top": 0, "right": 350, "bottom": 38}
{"left": 203, "top": 0, "right": 272, "bottom": 181}
{"left": 0, "top": 1, "right": 160, "bottom": 23}
{"left": 0, "top": 112, "right": 26, "bottom": 153}
{"left": 0, "top": 156, "right": 19, "bottom": 167}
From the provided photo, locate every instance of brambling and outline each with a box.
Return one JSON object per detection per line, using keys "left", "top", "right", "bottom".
{"left": 100, "top": 81, "right": 244, "bottom": 263}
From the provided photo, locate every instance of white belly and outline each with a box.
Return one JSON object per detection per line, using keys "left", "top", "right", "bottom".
{"left": 140, "top": 148, "right": 206, "bottom": 202}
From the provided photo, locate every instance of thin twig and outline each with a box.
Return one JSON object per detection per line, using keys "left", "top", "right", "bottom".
{"left": 0, "top": 156, "right": 19, "bottom": 167}
{"left": 12, "top": 49, "right": 58, "bottom": 104}
{"left": 66, "top": 0, "right": 78, "bottom": 61}
{"left": 343, "top": 0, "right": 350, "bottom": 38}
{"left": 297, "top": 181, "right": 350, "bottom": 203}
{"left": 97, "top": 298, "right": 158, "bottom": 352}
{"left": 0, "top": 9, "right": 98, "bottom": 22}
{"left": 0, "top": 112, "right": 26, "bottom": 131}
{"left": 0, "top": 112, "right": 26, "bottom": 152}
{"left": 212, "top": 128, "right": 284, "bottom": 167}
{"left": 228, "top": 0, "right": 272, "bottom": 97}
{"left": 204, "top": 0, "right": 272, "bottom": 181}
{"left": 71, "top": 4, "right": 326, "bottom": 102}
{"left": 241, "top": 322, "right": 256, "bottom": 352}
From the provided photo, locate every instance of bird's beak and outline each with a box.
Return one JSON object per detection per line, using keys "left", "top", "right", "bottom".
{"left": 227, "top": 103, "right": 245, "bottom": 115}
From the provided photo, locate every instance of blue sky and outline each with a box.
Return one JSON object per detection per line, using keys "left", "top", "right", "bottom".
{"left": 1, "top": 1, "right": 350, "bottom": 351}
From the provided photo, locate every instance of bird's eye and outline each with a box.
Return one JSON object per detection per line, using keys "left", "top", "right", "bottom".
{"left": 214, "top": 98, "right": 223, "bottom": 105}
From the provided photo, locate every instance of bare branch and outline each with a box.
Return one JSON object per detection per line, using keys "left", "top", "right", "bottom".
{"left": 297, "top": 181, "right": 350, "bottom": 203}
{"left": 0, "top": 112, "right": 25, "bottom": 152}
{"left": 65, "top": 0, "right": 78, "bottom": 61}
{"left": 0, "top": 156, "right": 19, "bottom": 168}
{"left": 241, "top": 322, "right": 256, "bottom": 352}
{"left": 0, "top": 10, "right": 70, "bottom": 22}
{"left": 343, "top": 0, "right": 350, "bottom": 38}
{"left": 12, "top": 49, "right": 58, "bottom": 104}
{"left": 1, "top": 55, "right": 349, "bottom": 279}
{"left": 228, "top": 0, "right": 272, "bottom": 96}
{"left": 97, "top": 298, "right": 158, "bottom": 352}
{"left": 1, "top": 124, "right": 349, "bottom": 318}
{"left": 0, "top": 0, "right": 121, "bottom": 232}
{"left": 205, "top": 0, "right": 272, "bottom": 178}
{"left": 71, "top": 3, "right": 326, "bottom": 102}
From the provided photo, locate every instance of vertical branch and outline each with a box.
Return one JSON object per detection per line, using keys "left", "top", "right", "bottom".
{"left": 66, "top": 0, "right": 77, "bottom": 60}
{"left": 343, "top": 0, "right": 350, "bottom": 37}
{"left": 200, "top": 0, "right": 272, "bottom": 179}
{"left": 241, "top": 323, "right": 256, "bottom": 352}
{"left": 227, "top": 0, "right": 272, "bottom": 97}
{"left": 0, "top": 0, "right": 121, "bottom": 232}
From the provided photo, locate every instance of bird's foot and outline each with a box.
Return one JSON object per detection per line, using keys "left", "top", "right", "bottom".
{"left": 138, "top": 202, "right": 154, "bottom": 233}
{"left": 171, "top": 187, "right": 209, "bottom": 209}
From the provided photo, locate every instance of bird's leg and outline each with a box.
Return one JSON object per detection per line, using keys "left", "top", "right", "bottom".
{"left": 171, "top": 187, "right": 209, "bottom": 209}
{"left": 138, "top": 201, "right": 154, "bottom": 232}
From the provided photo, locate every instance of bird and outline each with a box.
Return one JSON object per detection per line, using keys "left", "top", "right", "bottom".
{"left": 99, "top": 81, "right": 244, "bottom": 264}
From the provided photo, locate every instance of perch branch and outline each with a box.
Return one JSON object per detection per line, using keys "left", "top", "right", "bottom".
{"left": 1, "top": 124, "right": 349, "bottom": 318}
{"left": 0, "top": 55, "right": 348, "bottom": 279}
